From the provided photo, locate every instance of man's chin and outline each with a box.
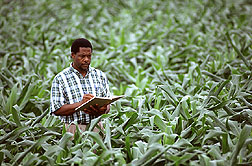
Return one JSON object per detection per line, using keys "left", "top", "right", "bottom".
{"left": 81, "top": 66, "right": 89, "bottom": 71}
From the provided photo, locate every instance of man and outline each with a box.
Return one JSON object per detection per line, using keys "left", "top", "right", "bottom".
{"left": 50, "top": 38, "right": 110, "bottom": 134}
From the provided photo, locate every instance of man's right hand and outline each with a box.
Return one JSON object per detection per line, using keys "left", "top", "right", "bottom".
{"left": 81, "top": 94, "right": 98, "bottom": 115}
{"left": 81, "top": 94, "right": 94, "bottom": 104}
{"left": 53, "top": 94, "right": 94, "bottom": 116}
{"left": 81, "top": 94, "right": 109, "bottom": 116}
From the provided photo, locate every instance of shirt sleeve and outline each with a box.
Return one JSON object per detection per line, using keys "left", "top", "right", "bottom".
{"left": 50, "top": 77, "right": 66, "bottom": 114}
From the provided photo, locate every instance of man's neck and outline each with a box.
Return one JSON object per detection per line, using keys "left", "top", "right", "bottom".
{"left": 72, "top": 63, "right": 88, "bottom": 77}
{"left": 82, "top": 71, "right": 87, "bottom": 77}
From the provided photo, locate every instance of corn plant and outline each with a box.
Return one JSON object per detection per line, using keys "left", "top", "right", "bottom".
{"left": 1, "top": 0, "right": 252, "bottom": 165}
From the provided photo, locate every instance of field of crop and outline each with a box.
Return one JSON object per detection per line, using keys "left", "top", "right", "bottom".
{"left": 1, "top": 0, "right": 252, "bottom": 165}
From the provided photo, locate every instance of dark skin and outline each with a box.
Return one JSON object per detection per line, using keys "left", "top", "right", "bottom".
{"left": 54, "top": 47, "right": 109, "bottom": 116}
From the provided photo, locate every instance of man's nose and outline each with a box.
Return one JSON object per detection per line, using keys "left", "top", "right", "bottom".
{"left": 82, "top": 56, "right": 89, "bottom": 62}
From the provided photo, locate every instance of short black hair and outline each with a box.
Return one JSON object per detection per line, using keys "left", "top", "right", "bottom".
{"left": 71, "top": 38, "right": 93, "bottom": 54}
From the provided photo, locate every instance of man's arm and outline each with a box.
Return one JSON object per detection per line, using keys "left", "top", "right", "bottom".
{"left": 53, "top": 101, "right": 84, "bottom": 116}
{"left": 54, "top": 100, "right": 110, "bottom": 116}
{"left": 53, "top": 96, "right": 110, "bottom": 117}
{"left": 53, "top": 94, "right": 94, "bottom": 116}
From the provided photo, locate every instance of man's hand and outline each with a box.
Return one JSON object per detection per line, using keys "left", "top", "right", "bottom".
{"left": 81, "top": 94, "right": 94, "bottom": 103}
{"left": 54, "top": 93, "right": 94, "bottom": 116}
{"left": 83, "top": 104, "right": 108, "bottom": 116}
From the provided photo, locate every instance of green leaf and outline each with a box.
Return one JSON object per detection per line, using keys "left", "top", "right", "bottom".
{"left": 123, "top": 112, "right": 138, "bottom": 131}
{"left": 104, "top": 119, "right": 112, "bottom": 150}
{"left": 0, "top": 126, "right": 29, "bottom": 144}
{"left": 175, "top": 116, "right": 182, "bottom": 135}
{"left": 0, "top": 151, "right": 4, "bottom": 165}
{"left": 85, "top": 131, "right": 108, "bottom": 150}
{"left": 131, "top": 146, "right": 161, "bottom": 166}
{"left": 12, "top": 104, "right": 22, "bottom": 126}
{"left": 44, "top": 145, "right": 64, "bottom": 157}
{"left": 226, "top": 32, "right": 252, "bottom": 70}
{"left": 12, "top": 136, "right": 51, "bottom": 165}
{"left": 147, "top": 133, "right": 163, "bottom": 147}
{"left": 142, "top": 146, "right": 171, "bottom": 166}
{"left": 125, "top": 135, "right": 133, "bottom": 161}
{"left": 154, "top": 115, "right": 166, "bottom": 132}
{"left": 158, "top": 84, "right": 179, "bottom": 105}
{"left": 202, "top": 129, "right": 225, "bottom": 145}
{"left": 5, "top": 83, "right": 18, "bottom": 114}
{"left": 87, "top": 116, "right": 102, "bottom": 132}
{"left": 31, "top": 108, "right": 49, "bottom": 127}
{"left": 17, "top": 75, "right": 38, "bottom": 109}
{"left": 171, "top": 103, "right": 181, "bottom": 120}
{"left": 231, "top": 125, "right": 252, "bottom": 166}
{"left": 222, "top": 133, "right": 229, "bottom": 154}
{"left": 208, "top": 114, "right": 228, "bottom": 132}
{"left": 59, "top": 132, "right": 73, "bottom": 149}
{"left": 0, "top": 72, "right": 14, "bottom": 87}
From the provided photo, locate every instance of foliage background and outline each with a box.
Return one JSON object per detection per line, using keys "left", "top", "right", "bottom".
{"left": 0, "top": 0, "right": 252, "bottom": 165}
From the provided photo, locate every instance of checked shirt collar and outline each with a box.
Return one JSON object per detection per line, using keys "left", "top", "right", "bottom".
{"left": 69, "top": 62, "right": 91, "bottom": 78}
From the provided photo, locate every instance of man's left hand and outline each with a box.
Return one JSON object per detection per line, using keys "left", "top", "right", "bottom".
{"left": 83, "top": 104, "right": 108, "bottom": 116}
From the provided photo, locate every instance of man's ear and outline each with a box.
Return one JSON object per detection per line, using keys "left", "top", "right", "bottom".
{"left": 71, "top": 52, "right": 75, "bottom": 59}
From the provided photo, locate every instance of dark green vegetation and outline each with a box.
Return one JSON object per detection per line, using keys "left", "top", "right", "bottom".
{"left": 1, "top": 0, "right": 252, "bottom": 165}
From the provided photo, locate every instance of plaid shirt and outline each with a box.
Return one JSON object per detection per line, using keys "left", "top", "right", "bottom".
{"left": 50, "top": 63, "right": 110, "bottom": 124}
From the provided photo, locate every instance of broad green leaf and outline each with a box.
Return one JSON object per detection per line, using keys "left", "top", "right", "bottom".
{"left": 59, "top": 132, "right": 73, "bottom": 149}
{"left": 202, "top": 129, "right": 225, "bottom": 145}
{"left": 200, "top": 154, "right": 211, "bottom": 166}
{"left": 171, "top": 103, "right": 181, "bottom": 119}
{"left": 125, "top": 135, "right": 133, "bottom": 162}
{"left": 226, "top": 32, "right": 252, "bottom": 70}
{"left": 231, "top": 125, "right": 252, "bottom": 166}
{"left": 22, "top": 153, "right": 40, "bottom": 166}
{"left": 0, "top": 72, "right": 14, "bottom": 87}
{"left": 158, "top": 84, "right": 179, "bottom": 105}
{"left": 154, "top": 115, "right": 166, "bottom": 132}
{"left": 44, "top": 145, "right": 64, "bottom": 157}
{"left": 208, "top": 114, "right": 228, "bottom": 132}
{"left": 5, "top": 83, "right": 18, "bottom": 115}
{"left": 0, "top": 126, "right": 29, "bottom": 144}
{"left": 85, "top": 131, "right": 107, "bottom": 150}
{"left": 131, "top": 146, "right": 161, "bottom": 166}
{"left": 142, "top": 146, "right": 171, "bottom": 166}
{"left": 12, "top": 104, "right": 22, "bottom": 126}
{"left": 208, "top": 146, "right": 222, "bottom": 160}
{"left": 1, "top": 1, "right": 252, "bottom": 165}
{"left": 0, "top": 151, "right": 4, "bottom": 165}
{"left": 87, "top": 116, "right": 102, "bottom": 132}
{"left": 175, "top": 116, "right": 182, "bottom": 135}
{"left": 147, "top": 133, "right": 163, "bottom": 147}
{"left": 222, "top": 133, "right": 229, "bottom": 154}
{"left": 104, "top": 119, "right": 112, "bottom": 150}
{"left": 12, "top": 136, "right": 51, "bottom": 165}
{"left": 31, "top": 108, "right": 49, "bottom": 127}
{"left": 113, "top": 112, "right": 138, "bottom": 139}
{"left": 17, "top": 76, "right": 38, "bottom": 109}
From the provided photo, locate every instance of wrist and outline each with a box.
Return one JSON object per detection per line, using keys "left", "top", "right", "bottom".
{"left": 74, "top": 101, "right": 84, "bottom": 112}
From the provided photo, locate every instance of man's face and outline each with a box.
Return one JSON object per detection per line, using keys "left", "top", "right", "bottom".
{"left": 71, "top": 47, "right": 92, "bottom": 73}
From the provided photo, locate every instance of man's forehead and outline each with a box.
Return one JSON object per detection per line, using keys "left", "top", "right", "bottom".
{"left": 79, "top": 47, "right": 91, "bottom": 52}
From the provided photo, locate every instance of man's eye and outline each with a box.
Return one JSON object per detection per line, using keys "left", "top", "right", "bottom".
{"left": 78, "top": 54, "right": 91, "bottom": 58}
